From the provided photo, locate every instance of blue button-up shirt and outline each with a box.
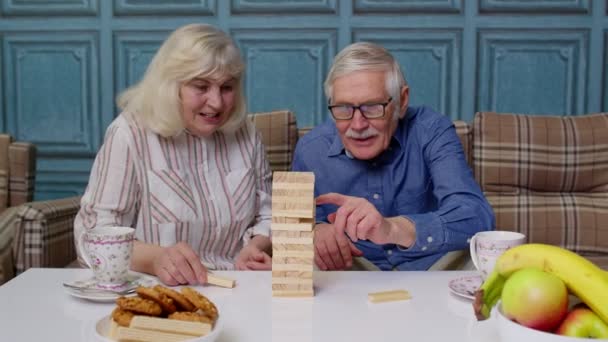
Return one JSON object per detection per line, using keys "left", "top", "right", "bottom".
{"left": 292, "top": 106, "right": 495, "bottom": 270}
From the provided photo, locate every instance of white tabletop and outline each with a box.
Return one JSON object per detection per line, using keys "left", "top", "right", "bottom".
{"left": 0, "top": 268, "right": 500, "bottom": 341}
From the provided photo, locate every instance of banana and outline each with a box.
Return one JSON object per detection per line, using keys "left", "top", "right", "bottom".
{"left": 473, "top": 243, "right": 608, "bottom": 324}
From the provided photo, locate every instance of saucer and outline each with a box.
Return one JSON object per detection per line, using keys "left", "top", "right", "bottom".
{"left": 448, "top": 275, "right": 483, "bottom": 300}
{"left": 64, "top": 272, "right": 157, "bottom": 302}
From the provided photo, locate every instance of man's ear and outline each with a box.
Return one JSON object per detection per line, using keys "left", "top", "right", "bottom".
{"left": 399, "top": 86, "right": 409, "bottom": 118}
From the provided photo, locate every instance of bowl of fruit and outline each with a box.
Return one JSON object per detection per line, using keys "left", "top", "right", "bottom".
{"left": 473, "top": 244, "right": 608, "bottom": 341}
{"left": 496, "top": 301, "right": 608, "bottom": 342}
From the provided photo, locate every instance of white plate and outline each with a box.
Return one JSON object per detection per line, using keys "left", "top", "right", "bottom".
{"left": 94, "top": 314, "right": 223, "bottom": 341}
{"left": 448, "top": 274, "right": 483, "bottom": 300}
{"left": 64, "top": 272, "right": 158, "bottom": 302}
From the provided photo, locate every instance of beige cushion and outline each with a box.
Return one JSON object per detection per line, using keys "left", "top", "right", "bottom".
{"left": 249, "top": 110, "right": 297, "bottom": 172}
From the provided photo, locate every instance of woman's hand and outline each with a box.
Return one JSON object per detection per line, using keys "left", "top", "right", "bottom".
{"left": 235, "top": 235, "right": 272, "bottom": 270}
{"left": 151, "top": 242, "right": 208, "bottom": 286}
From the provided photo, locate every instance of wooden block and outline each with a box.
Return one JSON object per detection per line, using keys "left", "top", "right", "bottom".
{"left": 368, "top": 290, "right": 411, "bottom": 303}
{"left": 272, "top": 248, "right": 314, "bottom": 258}
{"left": 272, "top": 289, "right": 314, "bottom": 297}
{"left": 272, "top": 271, "right": 313, "bottom": 281}
{"left": 130, "top": 316, "right": 211, "bottom": 336}
{"left": 272, "top": 263, "right": 313, "bottom": 272}
{"left": 272, "top": 171, "right": 315, "bottom": 186}
{"left": 272, "top": 277, "right": 313, "bottom": 285}
{"left": 116, "top": 327, "right": 194, "bottom": 342}
{"left": 207, "top": 274, "right": 235, "bottom": 288}
{"left": 273, "top": 257, "right": 313, "bottom": 265}
{"left": 271, "top": 222, "right": 314, "bottom": 232}
{"left": 272, "top": 236, "right": 313, "bottom": 244}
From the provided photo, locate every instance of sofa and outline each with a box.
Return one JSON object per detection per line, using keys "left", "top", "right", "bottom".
{"left": 0, "top": 110, "right": 606, "bottom": 285}
{"left": 0, "top": 134, "right": 36, "bottom": 283}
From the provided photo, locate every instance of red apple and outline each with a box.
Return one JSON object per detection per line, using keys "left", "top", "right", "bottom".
{"left": 501, "top": 268, "right": 568, "bottom": 332}
{"left": 556, "top": 305, "right": 608, "bottom": 338}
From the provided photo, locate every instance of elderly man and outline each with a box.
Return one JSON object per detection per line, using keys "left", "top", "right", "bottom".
{"left": 292, "top": 42, "right": 495, "bottom": 271}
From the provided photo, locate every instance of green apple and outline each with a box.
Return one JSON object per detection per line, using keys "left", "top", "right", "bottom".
{"left": 556, "top": 305, "right": 608, "bottom": 338}
{"left": 501, "top": 268, "right": 568, "bottom": 332}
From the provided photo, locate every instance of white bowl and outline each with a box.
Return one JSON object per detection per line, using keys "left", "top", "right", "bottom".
{"left": 94, "top": 311, "right": 224, "bottom": 342}
{"left": 496, "top": 302, "right": 594, "bottom": 342}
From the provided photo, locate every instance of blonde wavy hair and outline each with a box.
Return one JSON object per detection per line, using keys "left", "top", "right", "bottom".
{"left": 117, "top": 23, "right": 246, "bottom": 137}
{"left": 324, "top": 42, "right": 407, "bottom": 120}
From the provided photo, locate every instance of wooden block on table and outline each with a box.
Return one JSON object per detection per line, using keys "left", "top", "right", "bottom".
{"left": 207, "top": 274, "right": 236, "bottom": 288}
{"left": 130, "top": 316, "right": 211, "bottom": 336}
{"left": 368, "top": 289, "right": 411, "bottom": 303}
{"left": 272, "top": 230, "right": 313, "bottom": 245}
{"left": 273, "top": 283, "right": 314, "bottom": 297}
{"left": 116, "top": 327, "right": 195, "bottom": 342}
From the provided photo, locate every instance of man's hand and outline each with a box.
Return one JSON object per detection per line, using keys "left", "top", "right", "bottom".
{"left": 317, "top": 193, "right": 394, "bottom": 244}
{"left": 151, "top": 242, "right": 208, "bottom": 286}
{"left": 317, "top": 192, "right": 416, "bottom": 248}
{"left": 313, "top": 222, "right": 363, "bottom": 270}
{"left": 235, "top": 244, "right": 271, "bottom": 270}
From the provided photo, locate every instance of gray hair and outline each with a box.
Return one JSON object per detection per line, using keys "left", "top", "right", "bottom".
{"left": 117, "top": 23, "right": 246, "bottom": 137}
{"left": 324, "top": 42, "right": 407, "bottom": 120}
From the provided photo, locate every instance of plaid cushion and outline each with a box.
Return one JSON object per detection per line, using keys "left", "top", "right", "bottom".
{"left": 473, "top": 112, "right": 608, "bottom": 193}
{"left": 453, "top": 120, "right": 472, "bottom": 167}
{"left": 0, "top": 134, "right": 12, "bottom": 213}
{"left": 0, "top": 206, "right": 18, "bottom": 285}
{"left": 475, "top": 112, "right": 608, "bottom": 269}
{"left": 8, "top": 142, "right": 36, "bottom": 206}
{"left": 12, "top": 196, "right": 80, "bottom": 275}
{"left": 249, "top": 110, "right": 298, "bottom": 172}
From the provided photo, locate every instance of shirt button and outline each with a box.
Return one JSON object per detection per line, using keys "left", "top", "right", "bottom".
{"left": 387, "top": 250, "right": 393, "bottom": 255}
{"left": 422, "top": 246, "right": 427, "bottom": 251}
{"left": 373, "top": 193, "right": 380, "bottom": 200}
{"left": 427, "top": 236, "right": 433, "bottom": 243}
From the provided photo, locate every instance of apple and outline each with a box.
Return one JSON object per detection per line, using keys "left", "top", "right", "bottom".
{"left": 556, "top": 305, "right": 608, "bottom": 338}
{"left": 501, "top": 268, "right": 568, "bottom": 332}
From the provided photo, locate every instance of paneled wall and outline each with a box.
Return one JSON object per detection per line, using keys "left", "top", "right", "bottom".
{"left": 0, "top": 0, "right": 607, "bottom": 200}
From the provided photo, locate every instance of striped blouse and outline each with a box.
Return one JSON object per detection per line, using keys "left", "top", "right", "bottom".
{"left": 74, "top": 113, "right": 272, "bottom": 270}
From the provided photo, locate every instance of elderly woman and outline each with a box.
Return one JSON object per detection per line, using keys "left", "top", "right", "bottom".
{"left": 74, "top": 24, "right": 272, "bottom": 285}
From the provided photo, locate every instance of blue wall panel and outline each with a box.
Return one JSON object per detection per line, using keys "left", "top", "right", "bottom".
{"left": 0, "top": 0, "right": 606, "bottom": 199}
{"left": 233, "top": 29, "right": 336, "bottom": 127}
{"left": 1, "top": 0, "right": 98, "bottom": 16}
{"left": 113, "top": 0, "right": 215, "bottom": 16}
{"left": 353, "top": 0, "right": 462, "bottom": 13}
{"left": 478, "top": 0, "right": 590, "bottom": 14}
{"left": 3, "top": 32, "right": 100, "bottom": 155}
{"left": 231, "top": 0, "right": 338, "bottom": 14}
{"left": 478, "top": 30, "right": 588, "bottom": 115}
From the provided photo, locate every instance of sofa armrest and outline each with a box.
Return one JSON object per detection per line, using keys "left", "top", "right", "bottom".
{"left": 11, "top": 196, "right": 81, "bottom": 275}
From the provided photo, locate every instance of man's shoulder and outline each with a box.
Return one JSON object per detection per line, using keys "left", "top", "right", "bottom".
{"left": 296, "top": 120, "right": 336, "bottom": 149}
{"left": 407, "top": 105, "right": 452, "bottom": 130}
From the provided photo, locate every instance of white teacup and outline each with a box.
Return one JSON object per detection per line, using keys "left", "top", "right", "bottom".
{"left": 469, "top": 231, "right": 526, "bottom": 279}
{"left": 78, "top": 226, "right": 135, "bottom": 287}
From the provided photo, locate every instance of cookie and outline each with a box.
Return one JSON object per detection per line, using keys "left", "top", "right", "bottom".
{"left": 181, "top": 287, "right": 218, "bottom": 322}
{"left": 136, "top": 286, "right": 177, "bottom": 314}
{"left": 116, "top": 296, "right": 162, "bottom": 316}
{"left": 111, "top": 307, "right": 135, "bottom": 327}
{"left": 154, "top": 285, "right": 195, "bottom": 312}
{"left": 168, "top": 311, "right": 213, "bottom": 324}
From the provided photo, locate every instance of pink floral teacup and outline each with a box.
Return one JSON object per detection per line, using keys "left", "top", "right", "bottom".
{"left": 78, "top": 226, "right": 135, "bottom": 287}
{"left": 469, "top": 231, "right": 526, "bottom": 279}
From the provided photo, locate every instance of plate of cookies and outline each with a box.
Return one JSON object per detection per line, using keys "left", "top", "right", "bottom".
{"left": 94, "top": 285, "right": 223, "bottom": 341}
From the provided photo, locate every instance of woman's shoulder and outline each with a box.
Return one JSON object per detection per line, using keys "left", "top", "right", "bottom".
{"left": 107, "top": 111, "right": 148, "bottom": 137}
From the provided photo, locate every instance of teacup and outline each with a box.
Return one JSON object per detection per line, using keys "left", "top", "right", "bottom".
{"left": 469, "top": 231, "right": 526, "bottom": 279}
{"left": 78, "top": 226, "right": 135, "bottom": 287}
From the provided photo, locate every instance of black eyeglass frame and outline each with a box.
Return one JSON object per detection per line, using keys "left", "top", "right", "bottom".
{"left": 327, "top": 97, "right": 393, "bottom": 120}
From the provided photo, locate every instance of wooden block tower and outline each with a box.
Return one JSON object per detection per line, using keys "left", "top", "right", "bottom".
{"left": 271, "top": 171, "right": 315, "bottom": 297}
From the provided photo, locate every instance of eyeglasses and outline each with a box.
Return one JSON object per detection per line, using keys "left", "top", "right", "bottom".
{"left": 327, "top": 97, "right": 393, "bottom": 120}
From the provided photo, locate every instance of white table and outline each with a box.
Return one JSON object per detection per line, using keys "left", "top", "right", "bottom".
{"left": 0, "top": 269, "right": 500, "bottom": 341}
